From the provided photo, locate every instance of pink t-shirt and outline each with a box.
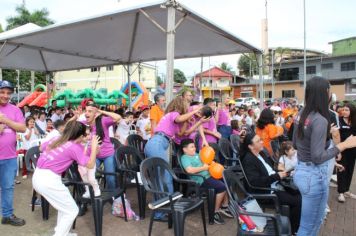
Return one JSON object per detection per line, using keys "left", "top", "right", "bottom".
{"left": 154, "top": 112, "right": 180, "bottom": 139}
{"left": 217, "top": 108, "right": 230, "bottom": 126}
{"left": 173, "top": 116, "right": 197, "bottom": 145}
{"left": 87, "top": 116, "right": 115, "bottom": 158}
{"left": 0, "top": 103, "right": 25, "bottom": 160}
{"left": 199, "top": 118, "right": 217, "bottom": 148}
{"left": 37, "top": 140, "right": 89, "bottom": 175}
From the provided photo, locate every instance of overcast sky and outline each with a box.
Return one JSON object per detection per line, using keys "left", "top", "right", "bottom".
{"left": 1, "top": 0, "right": 356, "bottom": 78}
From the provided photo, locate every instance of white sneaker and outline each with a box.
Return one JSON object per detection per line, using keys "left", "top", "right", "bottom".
{"left": 326, "top": 204, "right": 331, "bottom": 213}
{"left": 82, "top": 191, "right": 90, "bottom": 198}
{"left": 94, "top": 189, "right": 101, "bottom": 197}
{"left": 22, "top": 175, "right": 27, "bottom": 179}
{"left": 344, "top": 192, "right": 356, "bottom": 199}
{"left": 338, "top": 193, "right": 345, "bottom": 202}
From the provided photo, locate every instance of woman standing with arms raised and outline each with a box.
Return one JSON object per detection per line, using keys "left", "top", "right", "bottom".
{"left": 292, "top": 76, "right": 356, "bottom": 236}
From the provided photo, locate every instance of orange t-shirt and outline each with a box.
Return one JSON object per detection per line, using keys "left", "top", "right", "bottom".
{"left": 256, "top": 124, "right": 284, "bottom": 156}
{"left": 150, "top": 104, "right": 164, "bottom": 135}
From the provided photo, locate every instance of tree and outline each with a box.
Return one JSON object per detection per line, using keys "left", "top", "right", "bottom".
{"left": 0, "top": 24, "right": 3, "bottom": 32}
{"left": 268, "top": 47, "right": 292, "bottom": 80}
{"left": 4, "top": 4, "right": 54, "bottom": 91}
{"left": 6, "top": 5, "right": 54, "bottom": 30}
{"left": 156, "top": 75, "right": 163, "bottom": 85}
{"left": 174, "top": 69, "right": 186, "bottom": 84}
{"left": 219, "top": 62, "right": 233, "bottom": 73}
{"left": 238, "top": 53, "right": 258, "bottom": 77}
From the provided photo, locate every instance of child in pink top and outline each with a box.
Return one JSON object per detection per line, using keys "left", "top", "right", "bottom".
{"left": 33, "top": 121, "right": 100, "bottom": 236}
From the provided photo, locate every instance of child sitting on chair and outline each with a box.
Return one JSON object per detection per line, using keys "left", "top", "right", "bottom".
{"left": 180, "top": 138, "right": 233, "bottom": 225}
{"left": 78, "top": 126, "right": 101, "bottom": 198}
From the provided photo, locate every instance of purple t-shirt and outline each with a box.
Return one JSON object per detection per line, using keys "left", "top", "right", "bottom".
{"left": 217, "top": 108, "right": 230, "bottom": 126}
{"left": 88, "top": 116, "right": 115, "bottom": 158}
{"left": 0, "top": 103, "right": 25, "bottom": 160}
{"left": 173, "top": 117, "right": 197, "bottom": 145}
{"left": 199, "top": 118, "right": 217, "bottom": 148}
{"left": 155, "top": 112, "right": 180, "bottom": 139}
{"left": 37, "top": 140, "right": 89, "bottom": 175}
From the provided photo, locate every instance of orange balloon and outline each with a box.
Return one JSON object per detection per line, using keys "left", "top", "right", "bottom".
{"left": 200, "top": 146, "right": 215, "bottom": 165}
{"left": 209, "top": 162, "right": 224, "bottom": 179}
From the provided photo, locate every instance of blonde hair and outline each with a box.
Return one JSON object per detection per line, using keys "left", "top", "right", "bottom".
{"left": 165, "top": 96, "right": 188, "bottom": 115}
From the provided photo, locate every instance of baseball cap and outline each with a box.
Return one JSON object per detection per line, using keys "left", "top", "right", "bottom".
{"left": 140, "top": 105, "right": 149, "bottom": 111}
{"left": 0, "top": 80, "right": 14, "bottom": 91}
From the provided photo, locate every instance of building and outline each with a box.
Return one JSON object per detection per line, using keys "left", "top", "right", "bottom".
{"left": 232, "top": 40, "right": 356, "bottom": 101}
{"left": 193, "top": 66, "right": 233, "bottom": 99}
{"left": 54, "top": 63, "right": 156, "bottom": 95}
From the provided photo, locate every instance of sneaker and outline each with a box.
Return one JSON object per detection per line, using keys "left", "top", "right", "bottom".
{"left": 338, "top": 193, "right": 345, "bottom": 203}
{"left": 329, "top": 182, "right": 337, "bottom": 188}
{"left": 326, "top": 204, "right": 331, "bottom": 213}
{"left": 1, "top": 214, "right": 26, "bottom": 226}
{"left": 214, "top": 212, "right": 225, "bottom": 225}
{"left": 22, "top": 175, "right": 27, "bottom": 179}
{"left": 219, "top": 207, "right": 234, "bottom": 218}
{"left": 82, "top": 191, "right": 90, "bottom": 198}
{"left": 14, "top": 180, "right": 21, "bottom": 184}
{"left": 344, "top": 192, "right": 356, "bottom": 199}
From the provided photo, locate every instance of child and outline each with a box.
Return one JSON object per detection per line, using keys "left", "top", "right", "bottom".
{"left": 180, "top": 139, "right": 232, "bottom": 225}
{"left": 231, "top": 120, "right": 240, "bottom": 135}
{"left": 22, "top": 116, "right": 40, "bottom": 179}
{"left": 115, "top": 111, "right": 134, "bottom": 144}
{"left": 78, "top": 127, "right": 101, "bottom": 198}
{"left": 136, "top": 106, "right": 151, "bottom": 141}
{"left": 278, "top": 141, "right": 297, "bottom": 174}
{"left": 46, "top": 118, "right": 54, "bottom": 133}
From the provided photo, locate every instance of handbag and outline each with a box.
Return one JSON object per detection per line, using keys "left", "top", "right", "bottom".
{"left": 239, "top": 196, "right": 267, "bottom": 231}
{"left": 279, "top": 177, "right": 299, "bottom": 195}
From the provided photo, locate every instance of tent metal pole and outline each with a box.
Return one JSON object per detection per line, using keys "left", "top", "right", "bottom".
{"left": 165, "top": 1, "right": 176, "bottom": 103}
{"left": 127, "top": 64, "right": 132, "bottom": 110}
{"left": 16, "top": 70, "right": 20, "bottom": 103}
{"left": 46, "top": 73, "right": 50, "bottom": 108}
{"left": 258, "top": 53, "right": 264, "bottom": 110}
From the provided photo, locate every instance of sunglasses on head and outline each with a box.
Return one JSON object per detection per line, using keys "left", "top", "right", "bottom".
{"left": 86, "top": 101, "right": 98, "bottom": 108}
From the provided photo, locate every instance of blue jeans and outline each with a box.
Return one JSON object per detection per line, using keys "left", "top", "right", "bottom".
{"left": 144, "top": 134, "right": 173, "bottom": 218}
{"left": 96, "top": 154, "right": 116, "bottom": 190}
{"left": 294, "top": 161, "right": 329, "bottom": 236}
{"left": 0, "top": 158, "right": 17, "bottom": 217}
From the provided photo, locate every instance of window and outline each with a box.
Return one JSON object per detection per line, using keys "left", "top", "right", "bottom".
{"left": 106, "top": 65, "right": 113, "bottom": 71}
{"left": 341, "top": 62, "right": 355, "bottom": 71}
{"left": 91, "top": 67, "right": 100, "bottom": 72}
{"left": 264, "top": 91, "right": 272, "bottom": 98}
{"left": 58, "top": 82, "right": 67, "bottom": 87}
{"left": 321, "top": 63, "right": 333, "bottom": 70}
{"left": 306, "top": 66, "right": 316, "bottom": 75}
{"left": 282, "top": 90, "right": 295, "bottom": 98}
{"left": 241, "top": 92, "right": 253, "bottom": 98}
{"left": 278, "top": 68, "right": 299, "bottom": 81}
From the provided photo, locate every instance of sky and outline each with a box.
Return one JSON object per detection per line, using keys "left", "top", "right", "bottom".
{"left": 1, "top": 0, "right": 356, "bottom": 78}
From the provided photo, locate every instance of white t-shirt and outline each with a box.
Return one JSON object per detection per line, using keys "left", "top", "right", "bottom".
{"left": 51, "top": 113, "right": 62, "bottom": 123}
{"left": 36, "top": 120, "right": 47, "bottom": 133}
{"left": 22, "top": 128, "right": 40, "bottom": 150}
{"left": 279, "top": 152, "right": 298, "bottom": 172}
{"left": 270, "top": 105, "right": 281, "bottom": 112}
{"left": 42, "top": 129, "right": 61, "bottom": 143}
{"left": 136, "top": 117, "right": 151, "bottom": 140}
{"left": 232, "top": 114, "right": 243, "bottom": 122}
{"left": 116, "top": 120, "right": 132, "bottom": 144}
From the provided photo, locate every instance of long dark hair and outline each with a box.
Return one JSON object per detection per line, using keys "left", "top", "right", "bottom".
{"left": 344, "top": 103, "right": 356, "bottom": 130}
{"left": 257, "top": 109, "right": 275, "bottom": 129}
{"left": 298, "top": 76, "right": 331, "bottom": 138}
{"left": 95, "top": 115, "right": 105, "bottom": 142}
{"left": 48, "top": 121, "right": 87, "bottom": 150}
{"left": 240, "top": 132, "right": 256, "bottom": 159}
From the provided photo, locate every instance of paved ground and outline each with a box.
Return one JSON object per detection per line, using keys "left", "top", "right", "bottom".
{"left": 1, "top": 171, "right": 356, "bottom": 236}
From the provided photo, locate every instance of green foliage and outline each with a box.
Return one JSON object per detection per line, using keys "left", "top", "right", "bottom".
{"left": 238, "top": 53, "right": 258, "bottom": 77}
{"left": 2, "top": 69, "right": 46, "bottom": 91}
{"left": 174, "top": 68, "right": 186, "bottom": 84}
{"left": 219, "top": 62, "right": 233, "bottom": 72}
{"left": 156, "top": 75, "right": 163, "bottom": 85}
{"left": 0, "top": 24, "right": 3, "bottom": 32}
{"left": 5, "top": 4, "right": 54, "bottom": 30}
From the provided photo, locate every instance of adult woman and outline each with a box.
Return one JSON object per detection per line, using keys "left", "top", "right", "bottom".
{"left": 256, "top": 108, "right": 284, "bottom": 156}
{"left": 292, "top": 77, "right": 356, "bottom": 236}
{"left": 241, "top": 132, "right": 301, "bottom": 234}
{"left": 337, "top": 103, "right": 356, "bottom": 202}
{"left": 32, "top": 121, "right": 100, "bottom": 236}
{"left": 84, "top": 101, "right": 121, "bottom": 190}
{"left": 216, "top": 96, "right": 232, "bottom": 139}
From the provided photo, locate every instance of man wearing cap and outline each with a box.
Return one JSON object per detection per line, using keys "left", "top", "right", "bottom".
{"left": 136, "top": 105, "right": 151, "bottom": 140}
{"left": 0, "top": 80, "right": 26, "bottom": 226}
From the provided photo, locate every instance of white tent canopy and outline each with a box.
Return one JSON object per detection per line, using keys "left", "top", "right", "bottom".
{"left": 0, "top": 0, "right": 264, "bottom": 105}
{"left": 0, "top": 0, "right": 260, "bottom": 72}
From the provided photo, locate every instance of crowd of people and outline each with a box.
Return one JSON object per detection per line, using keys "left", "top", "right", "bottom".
{"left": 0, "top": 76, "right": 356, "bottom": 236}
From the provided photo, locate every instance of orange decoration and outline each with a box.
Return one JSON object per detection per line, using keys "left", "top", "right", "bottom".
{"left": 209, "top": 162, "right": 224, "bottom": 179}
{"left": 200, "top": 146, "right": 215, "bottom": 165}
